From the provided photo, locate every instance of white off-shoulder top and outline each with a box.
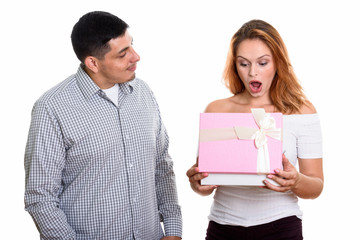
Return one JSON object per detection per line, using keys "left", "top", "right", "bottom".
{"left": 208, "top": 114, "right": 323, "bottom": 227}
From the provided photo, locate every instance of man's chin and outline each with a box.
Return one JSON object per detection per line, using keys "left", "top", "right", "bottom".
{"left": 119, "top": 73, "right": 136, "bottom": 83}
{"left": 127, "top": 73, "right": 136, "bottom": 82}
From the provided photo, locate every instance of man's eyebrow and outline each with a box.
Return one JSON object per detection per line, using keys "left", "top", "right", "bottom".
{"left": 118, "top": 37, "right": 133, "bottom": 55}
{"left": 118, "top": 46, "right": 130, "bottom": 55}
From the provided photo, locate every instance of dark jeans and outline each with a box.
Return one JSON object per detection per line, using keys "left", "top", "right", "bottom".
{"left": 206, "top": 216, "right": 303, "bottom": 240}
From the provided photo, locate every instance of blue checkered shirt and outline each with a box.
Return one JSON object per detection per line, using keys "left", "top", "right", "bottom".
{"left": 24, "top": 66, "right": 182, "bottom": 240}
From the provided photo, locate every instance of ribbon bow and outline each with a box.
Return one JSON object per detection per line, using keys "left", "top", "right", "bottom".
{"left": 234, "top": 109, "right": 282, "bottom": 148}
{"left": 233, "top": 109, "right": 282, "bottom": 173}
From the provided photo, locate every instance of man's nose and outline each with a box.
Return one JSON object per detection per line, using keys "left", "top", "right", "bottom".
{"left": 129, "top": 47, "right": 140, "bottom": 62}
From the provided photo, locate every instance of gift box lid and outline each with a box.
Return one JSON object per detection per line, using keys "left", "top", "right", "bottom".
{"left": 198, "top": 110, "right": 283, "bottom": 175}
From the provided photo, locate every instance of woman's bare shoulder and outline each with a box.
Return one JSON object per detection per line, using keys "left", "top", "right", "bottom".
{"left": 297, "top": 100, "right": 317, "bottom": 114}
{"left": 204, "top": 98, "right": 233, "bottom": 113}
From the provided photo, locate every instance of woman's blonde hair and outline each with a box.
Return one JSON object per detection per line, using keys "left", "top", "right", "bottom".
{"left": 223, "top": 19, "right": 307, "bottom": 114}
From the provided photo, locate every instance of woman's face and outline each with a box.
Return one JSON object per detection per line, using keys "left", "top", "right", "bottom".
{"left": 235, "top": 38, "right": 276, "bottom": 100}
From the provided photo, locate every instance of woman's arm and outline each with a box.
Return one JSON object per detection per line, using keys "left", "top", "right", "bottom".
{"left": 264, "top": 154, "right": 324, "bottom": 199}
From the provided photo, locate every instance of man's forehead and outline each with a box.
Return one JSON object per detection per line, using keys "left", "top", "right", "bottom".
{"left": 108, "top": 30, "right": 132, "bottom": 49}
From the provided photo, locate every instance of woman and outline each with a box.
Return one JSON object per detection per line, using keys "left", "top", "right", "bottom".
{"left": 186, "top": 20, "right": 323, "bottom": 240}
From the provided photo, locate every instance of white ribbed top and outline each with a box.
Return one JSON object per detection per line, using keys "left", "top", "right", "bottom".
{"left": 208, "top": 114, "right": 323, "bottom": 227}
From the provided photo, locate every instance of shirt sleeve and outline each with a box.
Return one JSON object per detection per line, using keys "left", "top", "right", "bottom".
{"left": 296, "top": 114, "right": 323, "bottom": 159}
{"left": 24, "top": 101, "right": 76, "bottom": 239}
{"left": 153, "top": 98, "right": 183, "bottom": 238}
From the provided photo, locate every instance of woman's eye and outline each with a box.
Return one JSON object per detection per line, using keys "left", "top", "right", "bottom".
{"left": 259, "top": 61, "right": 268, "bottom": 66}
{"left": 240, "top": 63, "right": 249, "bottom": 67}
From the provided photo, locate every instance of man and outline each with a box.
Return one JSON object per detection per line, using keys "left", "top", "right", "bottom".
{"left": 24, "top": 11, "right": 182, "bottom": 240}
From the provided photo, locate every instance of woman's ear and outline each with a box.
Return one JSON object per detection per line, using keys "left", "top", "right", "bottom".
{"left": 84, "top": 56, "right": 99, "bottom": 73}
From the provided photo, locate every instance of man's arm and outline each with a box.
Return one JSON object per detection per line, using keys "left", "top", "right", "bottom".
{"left": 24, "top": 101, "right": 76, "bottom": 239}
{"left": 154, "top": 105, "right": 182, "bottom": 238}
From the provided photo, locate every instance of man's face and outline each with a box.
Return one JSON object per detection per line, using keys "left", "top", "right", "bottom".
{"left": 95, "top": 30, "right": 140, "bottom": 89}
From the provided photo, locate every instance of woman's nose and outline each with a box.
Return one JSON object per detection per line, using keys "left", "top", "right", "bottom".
{"left": 249, "top": 65, "right": 258, "bottom": 77}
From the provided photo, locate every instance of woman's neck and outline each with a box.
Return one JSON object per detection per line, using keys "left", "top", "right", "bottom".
{"left": 236, "top": 91, "right": 272, "bottom": 105}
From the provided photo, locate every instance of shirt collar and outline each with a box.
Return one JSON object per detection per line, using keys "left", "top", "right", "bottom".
{"left": 76, "top": 65, "right": 137, "bottom": 100}
{"left": 76, "top": 65, "right": 101, "bottom": 101}
{"left": 119, "top": 80, "right": 135, "bottom": 95}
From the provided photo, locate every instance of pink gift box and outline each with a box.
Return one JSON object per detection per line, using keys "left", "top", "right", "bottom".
{"left": 198, "top": 111, "right": 283, "bottom": 185}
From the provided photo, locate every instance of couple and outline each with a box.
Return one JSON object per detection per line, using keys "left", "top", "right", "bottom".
{"left": 24, "top": 11, "right": 323, "bottom": 240}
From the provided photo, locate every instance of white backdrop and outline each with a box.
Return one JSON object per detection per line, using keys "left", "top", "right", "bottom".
{"left": 1, "top": 0, "right": 359, "bottom": 239}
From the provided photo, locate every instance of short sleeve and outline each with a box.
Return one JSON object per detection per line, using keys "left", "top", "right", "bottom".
{"left": 296, "top": 114, "right": 323, "bottom": 159}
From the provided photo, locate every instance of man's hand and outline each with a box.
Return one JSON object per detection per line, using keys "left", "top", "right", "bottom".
{"left": 161, "top": 236, "right": 181, "bottom": 240}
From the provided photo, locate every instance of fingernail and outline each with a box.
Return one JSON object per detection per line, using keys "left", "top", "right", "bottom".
{"left": 275, "top": 169, "right": 280, "bottom": 174}
{"left": 267, "top": 175, "right": 273, "bottom": 179}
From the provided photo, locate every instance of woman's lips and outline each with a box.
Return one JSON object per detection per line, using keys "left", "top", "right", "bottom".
{"left": 249, "top": 80, "right": 262, "bottom": 93}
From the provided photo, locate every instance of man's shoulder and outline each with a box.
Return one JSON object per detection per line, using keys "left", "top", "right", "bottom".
{"left": 134, "top": 77, "right": 150, "bottom": 90}
{"left": 132, "top": 77, "right": 156, "bottom": 96}
{"left": 36, "top": 74, "right": 77, "bottom": 106}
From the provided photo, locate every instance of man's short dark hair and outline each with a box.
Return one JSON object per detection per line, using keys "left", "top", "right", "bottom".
{"left": 71, "top": 11, "right": 129, "bottom": 63}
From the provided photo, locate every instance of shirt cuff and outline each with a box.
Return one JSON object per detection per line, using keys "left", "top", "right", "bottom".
{"left": 163, "top": 217, "right": 182, "bottom": 238}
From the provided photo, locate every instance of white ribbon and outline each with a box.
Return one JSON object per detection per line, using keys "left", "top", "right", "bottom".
{"left": 233, "top": 109, "right": 282, "bottom": 173}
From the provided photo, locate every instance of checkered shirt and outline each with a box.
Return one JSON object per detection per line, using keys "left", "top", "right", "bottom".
{"left": 24, "top": 66, "right": 182, "bottom": 239}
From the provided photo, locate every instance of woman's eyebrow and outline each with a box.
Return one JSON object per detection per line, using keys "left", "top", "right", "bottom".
{"left": 237, "top": 54, "right": 271, "bottom": 60}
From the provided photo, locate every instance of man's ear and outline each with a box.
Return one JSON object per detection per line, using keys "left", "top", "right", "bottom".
{"left": 84, "top": 56, "right": 99, "bottom": 73}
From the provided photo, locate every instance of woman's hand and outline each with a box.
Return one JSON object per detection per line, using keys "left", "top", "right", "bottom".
{"left": 263, "top": 154, "right": 300, "bottom": 192}
{"left": 263, "top": 154, "right": 324, "bottom": 199}
{"left": 186, "top": 163, "right": 217, "bottom": 196}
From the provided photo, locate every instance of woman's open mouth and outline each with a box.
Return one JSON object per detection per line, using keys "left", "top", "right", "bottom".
{"left": 249, "top": 80, "right": 262, "bottom": 93}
